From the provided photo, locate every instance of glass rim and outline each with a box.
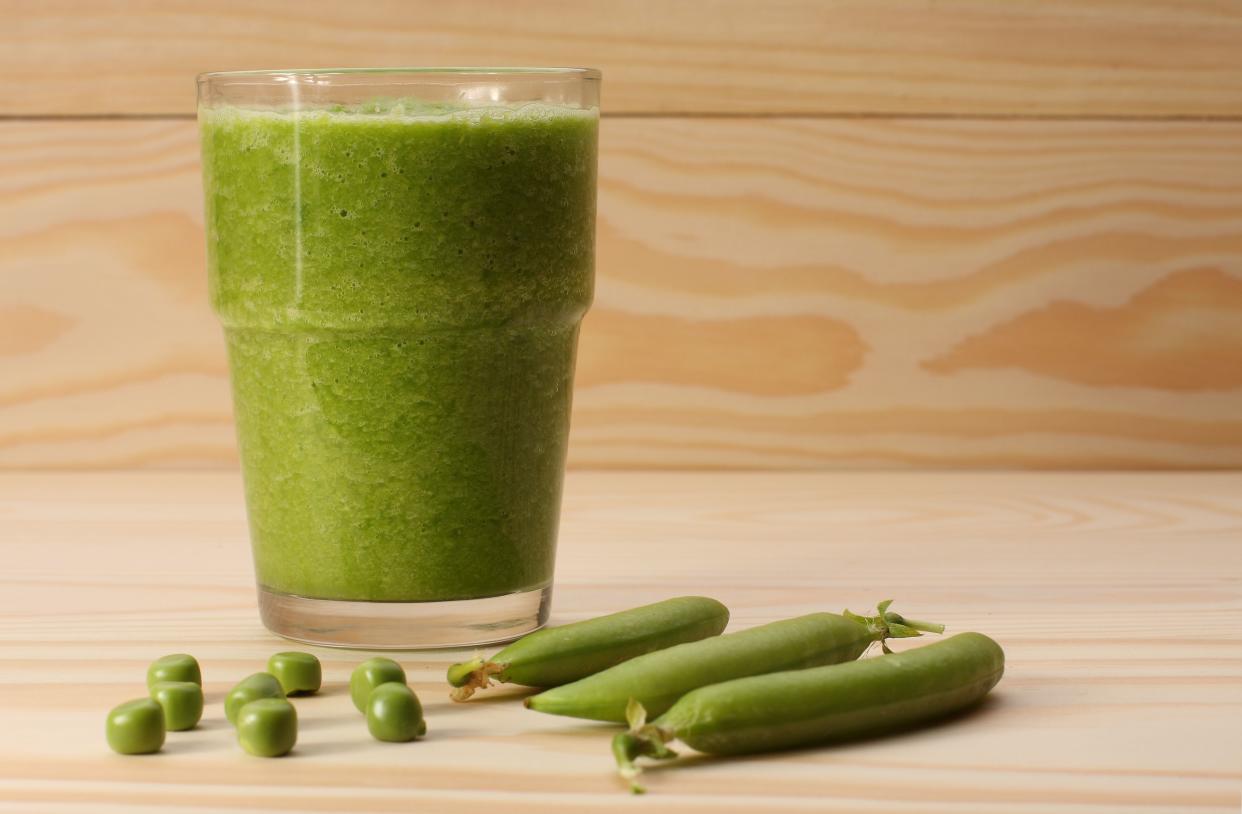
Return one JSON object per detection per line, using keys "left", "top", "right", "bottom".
{"left": 198, "top": 66, "right": 601, "bottom": 84}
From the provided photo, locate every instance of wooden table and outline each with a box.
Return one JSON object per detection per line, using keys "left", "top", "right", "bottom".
{"left": 2, "top": 471, "right": 1240, "bottom": 812}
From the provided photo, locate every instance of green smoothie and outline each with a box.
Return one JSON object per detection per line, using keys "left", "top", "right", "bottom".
{"left": 200, "top": 102, "right": 597, "bottom": 602}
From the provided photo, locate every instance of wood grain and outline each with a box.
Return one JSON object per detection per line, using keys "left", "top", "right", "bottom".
{"left": 923, "top": 268, "right": 1242, "bottom": 391}
{"left": 3, "top": 118, "right": 1242, "bottom": 469}
{"left": 1, "top": 470, "right": 1240, "bottom": 812}
{"left": 5, "top": 0, "right": 1242, "bottom": 116}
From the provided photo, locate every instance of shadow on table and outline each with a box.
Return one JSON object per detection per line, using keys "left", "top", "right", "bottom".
{"left": 424, "top": 685, "right": 540, "bottom": 713}
{"left": 295, "top": 713, "right": 358, "bottom": 732}
{"left": 162, "top": 737, "right": 227, "bottom": 755}
{"left": 289, "top": 739, "right": 381, "bottom": 758}
{"left": 183, "top": 719, "right": 228, "bottom": 732}
{"left": 304, "top": 682, "right": 349, "bottom": 699}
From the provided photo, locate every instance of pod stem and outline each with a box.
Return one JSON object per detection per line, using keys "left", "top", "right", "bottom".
{"left": 446, "top": 658, "right": 506, "bottom": 702}
{"left": 843, "top": 600, "right": 945, "bottom": 654}
{"left": 612, "top": 699, "right": 678, "bottom": 794}
{"left": 885, "top": 613, "right": 945, "bottom": 636}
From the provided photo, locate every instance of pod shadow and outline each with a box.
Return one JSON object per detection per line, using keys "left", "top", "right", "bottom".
{"left": 519, "top": 721, "right": 624, "bottom": 740}
{"left": 427, "top": 686, "right": 540, "bottom": 713}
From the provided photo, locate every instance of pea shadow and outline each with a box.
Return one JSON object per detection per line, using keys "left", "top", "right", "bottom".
{"left": 291, "top": 728, "right": 461, "bottom": 756}
{"left": 300, "top": 683, "right": 348, "bottom": 699}
{"left": 412, "top": 727, "right": 470, "bottom": 741}
{"left": 163, "top": 738, "right": 228, "bottom": 755}
{"left": 289, "top": 739, "right": 377, "bottom": 758}
{"left": 295, "top": 713, "right": 359, "bottom": 732}
{"left": 638, "top": 695, "right": 1008, "bottom": 783}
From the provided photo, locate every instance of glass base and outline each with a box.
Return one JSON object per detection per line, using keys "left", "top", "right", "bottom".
{"left": 257, "top": 584, "right": 552, "bottom": 649}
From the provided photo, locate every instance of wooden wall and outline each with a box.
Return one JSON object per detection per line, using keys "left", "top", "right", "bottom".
{"left": 3, "top": 1, "right": 1242, "bottom": 469}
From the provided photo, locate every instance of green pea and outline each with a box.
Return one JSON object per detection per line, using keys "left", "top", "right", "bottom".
{"left": 105, "top": 698, "right": 165, "bottom": 755}
{"left": 614, "top": 632, "right": 1004, "bottom": 793}
{"left": 225, "top": 672, "right": 284, "bottom": 725}
{"left": 146, "top": 653, "right": 201, "bottom": 689}
{"left": 267, "top": 651, "right": 322, "bottom": 695}
{"left": 236, "top": 697, "right": 297, "bottom": 757}
{"left": 350, "top": 658, "right": 405, "bottom": 713}
{"left": 366, "top": 682, "right": 426, "bottom": 743}
{"left": 448, "top": 596, "right": 730, "bottom": 701}
{"left": 527, "top": 601, "right": 942, "bottom": 723}
{"left": 149, "top": 680, "right": 203, "bottom": 731}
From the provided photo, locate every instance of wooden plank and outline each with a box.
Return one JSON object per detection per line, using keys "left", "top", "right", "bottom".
{"left": 2, "top": 118, "right": 1242, "bottom": 469}
{"left": 5, "top": 0, "right": 1242, "bottom": 117}
{"left": 2, "top": 470, "right": 1241, "bottom": 811}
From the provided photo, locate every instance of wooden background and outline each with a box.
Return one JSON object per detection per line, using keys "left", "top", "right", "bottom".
{"left": 3, "top": 0, "right": 1242, "bottom": 469}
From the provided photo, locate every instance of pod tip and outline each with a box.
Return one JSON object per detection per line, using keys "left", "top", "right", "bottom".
{"left": 446, "top": 657, "right": 504, "bottom": 701}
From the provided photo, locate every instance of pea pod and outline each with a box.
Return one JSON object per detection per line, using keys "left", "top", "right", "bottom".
{"left": 448, "top": 596, "right": 729, "bottom": 701}
{"left": 614, "top": 631, "right": 1004, "bottom": 793}
{"left": 525, "top": 600, "right": 941, "bottom": 723}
